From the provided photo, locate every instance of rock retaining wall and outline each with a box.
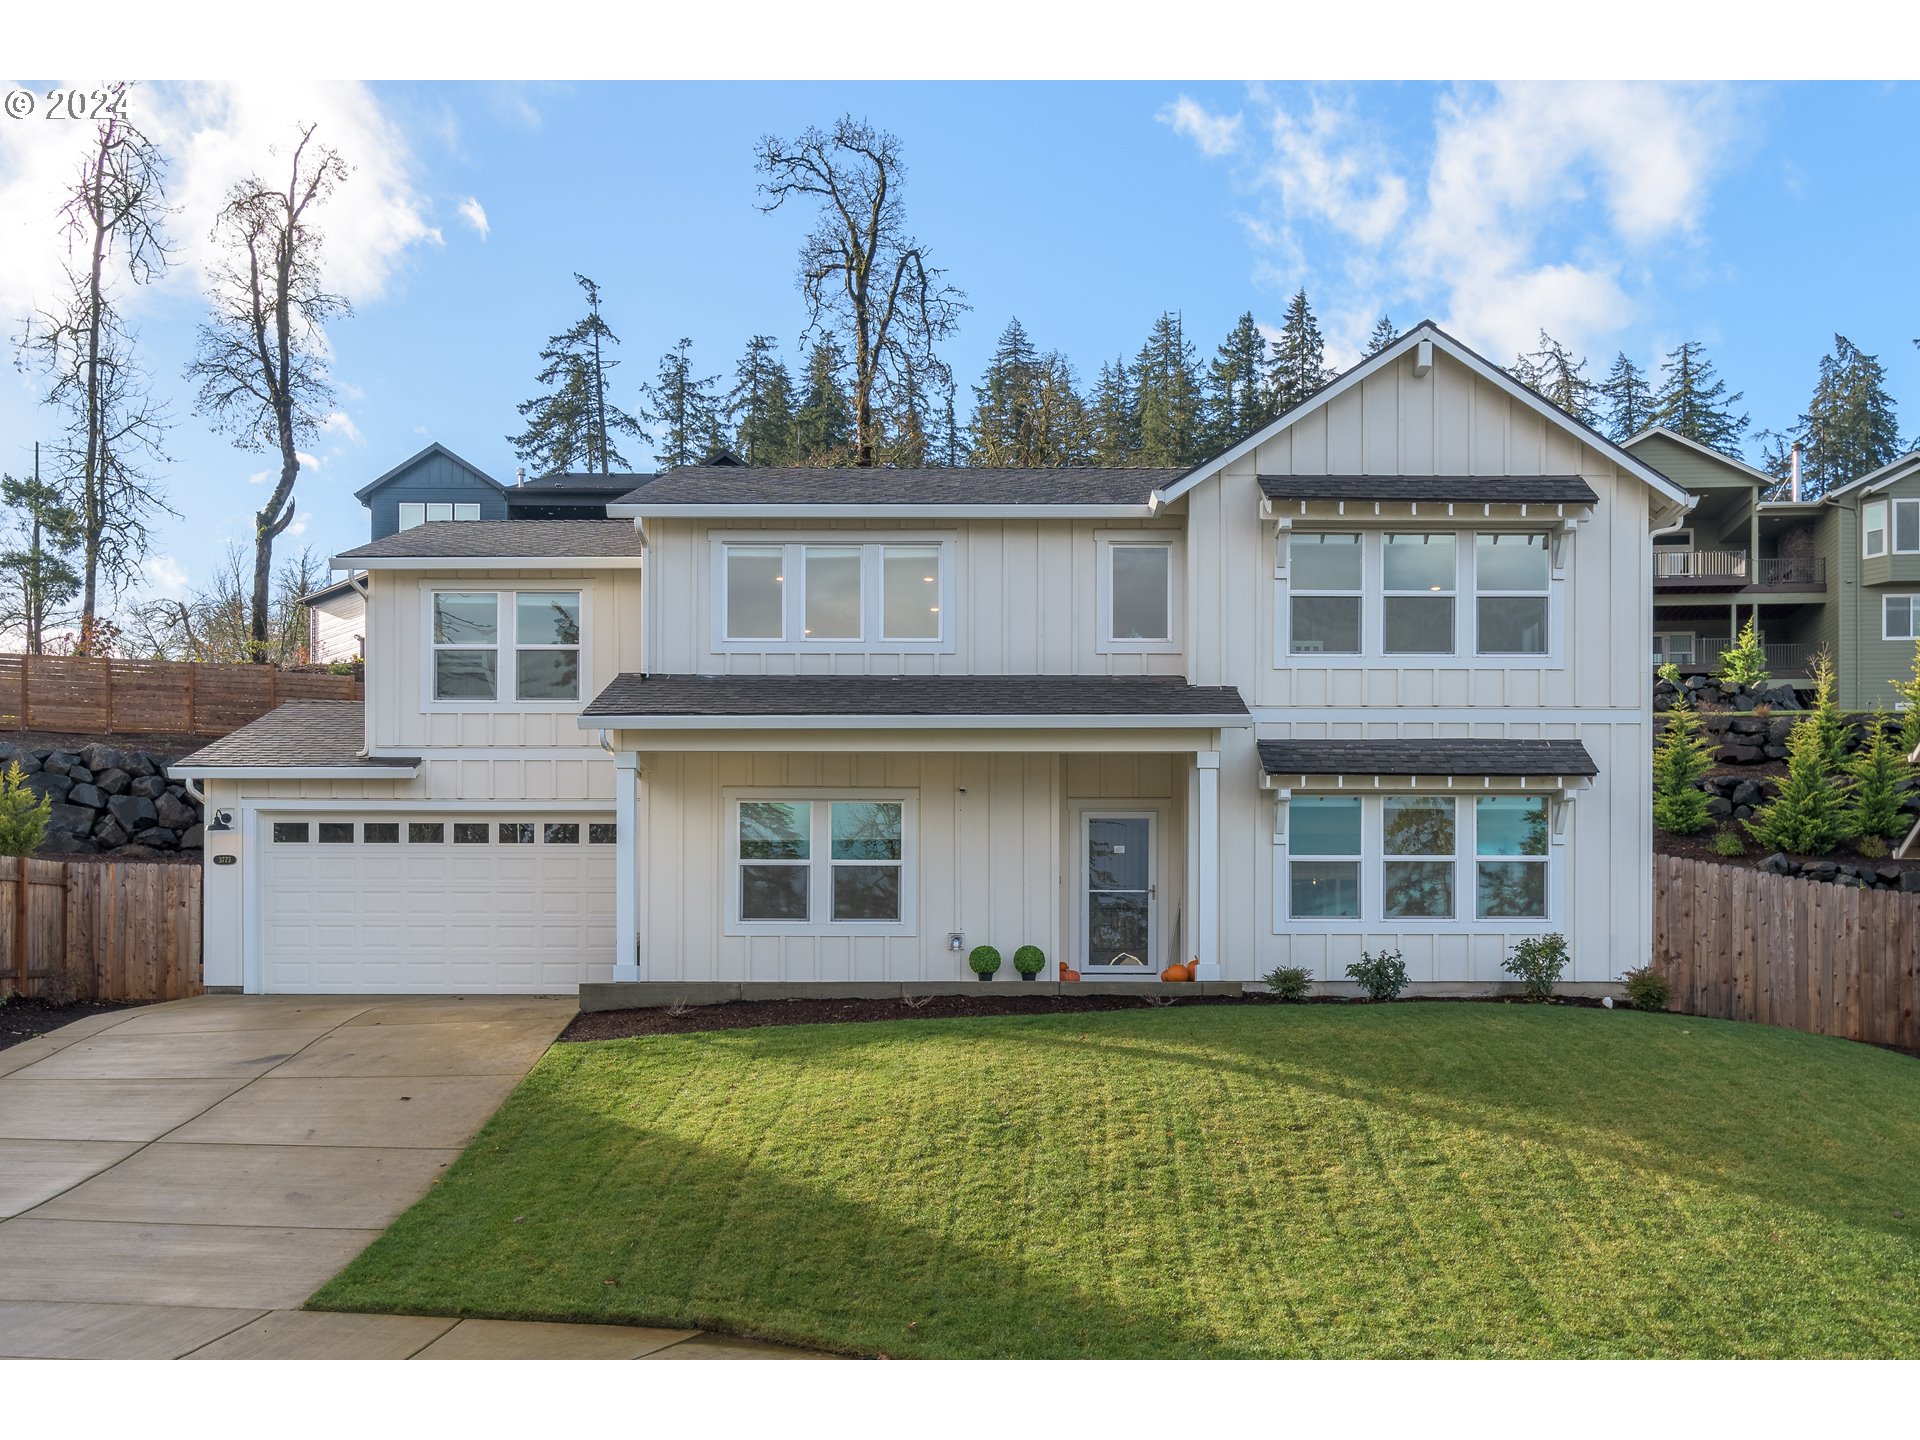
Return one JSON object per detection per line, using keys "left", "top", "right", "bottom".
{"left": 2, "top": 740, "right": 202, "bottom": 857}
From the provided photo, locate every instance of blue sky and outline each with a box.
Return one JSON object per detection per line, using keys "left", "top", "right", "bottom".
{"left": 1, "top": 79, "right": 1916, "bottom": 613}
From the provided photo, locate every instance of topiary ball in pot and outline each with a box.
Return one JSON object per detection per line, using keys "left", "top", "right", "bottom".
{"left": 1012, "top": 944, "right": 1046, "bottom": 980}
{"left": 969, "top": 944, "right": 1002, "bottom": 981}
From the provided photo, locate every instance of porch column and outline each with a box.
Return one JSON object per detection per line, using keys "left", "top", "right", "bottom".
{"left": 1191, "top": 749, "right": 1221, "bottom": 980}
{"left": 613, "top": 751, "right": 640, "bottom": 982}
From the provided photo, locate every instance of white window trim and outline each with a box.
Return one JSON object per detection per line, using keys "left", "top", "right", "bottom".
{"left": 1883, "top": 594, "right": 1920, "bottom": 642}
{"left": 722, "top": 787, "right": 918, "bottom": 938}
{"left": 1274, "top": 791, "right": 1559, "bottom": 932}
{"left": 1286, "top": 533, "right": 1365, "bottom": 657}
{"left": 1895, "top": 498, "right": 1920, "bottom": 555}
{"left": 1381, "top": 796, "right": 1458, "bottom": 922}
{"left": 1472, "top": 534, "right": 1553, "bottom": 658}
{"left": 1864, "top": 499, "right": 1890, "bottom": 559}
{"left": 1275, "top": 528, "right": 1565, "bottom": 670}
{"left": 1653, "top": 630, "right": 1697, "bottom": 665}
{"left": 1095, "top": 532, "right": 1181, "bottom": 654}
{"left": 419, "top": 582, "right": 590, "bottom": 713}
{"left": 709, "top": 534, "right": 957, "bottom": 655}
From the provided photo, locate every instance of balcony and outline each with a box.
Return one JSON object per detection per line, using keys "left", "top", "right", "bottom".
{"left": 1653, "top": 550, "right": 1826, "bottom": 590}
{"left": 1659, "top": 639, "right": 1814, "bottom": 678}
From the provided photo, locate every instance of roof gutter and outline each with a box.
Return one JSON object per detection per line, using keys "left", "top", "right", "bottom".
{"left": 331, "top": 555, "right": 646, "bottom": 571}
{"left": 608, "top": 503, "right": 1156, "bottom": 521}
{"left": 167, "top": 763, "right": 422, "bottom": 782}
{"left": 579, "top": 712, "right": 1253, "bottom": 732}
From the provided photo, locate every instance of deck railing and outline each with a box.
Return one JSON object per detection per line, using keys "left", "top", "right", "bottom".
{"left": 1655, "top": 549, "right": 1748, "bottom": 580}
{"left": 1753, "top": 555, "right": 1826, "bottom": 587}
{"left": 1672, "top": 639, "right": 1814, "bottom": 674}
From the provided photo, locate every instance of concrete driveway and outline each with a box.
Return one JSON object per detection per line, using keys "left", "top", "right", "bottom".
{"left": 0, "top": 994, "right": 823, "bottom": 1360}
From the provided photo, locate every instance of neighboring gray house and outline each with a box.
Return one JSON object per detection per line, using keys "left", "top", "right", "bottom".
{"left": 354, "top": 443, "right": 511, "bottom": 540}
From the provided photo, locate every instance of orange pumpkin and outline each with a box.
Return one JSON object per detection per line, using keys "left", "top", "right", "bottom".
{"left": 1059, "top": 961, "right": 1082, "bottom": 982}
{"left": 1160, "top": 963, "right": 1191, "bottom": 982}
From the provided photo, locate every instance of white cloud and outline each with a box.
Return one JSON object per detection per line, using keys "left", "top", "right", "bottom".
{"left": 319, "top": 410, "right": 363, "bottom": 444}
{"left": 247, "top": 468, "right": 271, "bottom": 485}
{"left": 1158, "top": 96, "right": 1242, "bottom": 158}
{"left": 141, "top": 553, "right": 191, "bottom": 601}
{"left": 458, "top": 195, "right": 490, "bottom": 241}
{"left": 296, "top": 450, "right": 321, "bottom": 470}
{"left": 286, "top": 511, "right": 311, "bottom": 538}
{"left": 1167, "top": 82, "right": 1746, "bottom": 363}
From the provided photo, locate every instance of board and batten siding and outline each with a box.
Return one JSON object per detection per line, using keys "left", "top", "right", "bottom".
{"left": 635, "top": 748, "right": 1184, "bottom": 982}
{"left": 364, "top": 567, "right": 643, "bottom": 751}
{"left": 642, "top": 516, "right": 1187, "bottom": 677}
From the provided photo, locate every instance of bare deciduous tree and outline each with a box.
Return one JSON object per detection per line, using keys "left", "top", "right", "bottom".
{"left": 187, "top": 125, "right": 350, "bottom": 662}
{"left": 15, "top": 81, "right": 175, "bottom": 651}
{"left": 127, "top": 543, "right": 327, "bottom": 665}
{"left": 755, "top": 116, "right": 967, "bottom": 467}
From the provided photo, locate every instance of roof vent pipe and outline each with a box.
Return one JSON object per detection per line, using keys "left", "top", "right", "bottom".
{"left": 1790, "top": 442, "right": 1803, "bottom": 503}
{"left": 516, "top": 465, "right": 526, "bottom": 487}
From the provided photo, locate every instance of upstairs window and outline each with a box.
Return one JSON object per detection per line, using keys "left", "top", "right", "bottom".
{"left": 1105, "top": 542, "right": 1172, "bottom": 643}
{"left": 399, "top": 501, "right": 482, "bottom": 530}
{"left": 429, "top": 587, "right": 582, "bottom": 705}
{"left": 1475, "top": 533, "right": 1550, "bottom": 655}
{"left": 1289, "top": 533, "right": 1363, "bottom": 655}
{"left": 1864, "top": 500, "right": 1889, "bottom": 559}
{"left": 716, "top": 539, "right": 951, "bottom": 652}
{"left": 1382, "top": 533, "right": 1456, "bottom": 655}
{"left": 1897, "top": 498, "right": 1920, "bottom": 554}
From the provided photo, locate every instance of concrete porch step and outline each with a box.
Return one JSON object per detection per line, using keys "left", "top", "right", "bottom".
{"left": 578, "top": 979, "right": 1249, "bottom": 1011}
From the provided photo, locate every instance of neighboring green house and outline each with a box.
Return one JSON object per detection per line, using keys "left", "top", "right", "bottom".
{"left": 1626, "top": 428, "right": 1920, "bottom": 708}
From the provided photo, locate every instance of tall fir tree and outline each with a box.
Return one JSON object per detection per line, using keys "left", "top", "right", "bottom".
{"left": 967, "top": 318, "right": 1041, "bottom": 464}
{"left": 640, "top": 338, "right": 723, "bottom": 470}
{"left": 1268, "top": 289, "right": 1332, "bottom": 414}
{"left": 1202, "top": 311, "right": 1276, "bottom": 454}
{"left": 1599, "top": 352, "right": 1655, "bottom": 441}
{"left": 1132, "top": 313, "right": 1203, "bottom": 466}
{"left": 1511, "top": 331, "right": 1597, "bottom": 426}
{"left": 1365, "top": 314, "right": 1398, "bottom": 357}
{"left": 883, "top": 361, "right": 940, "bottom": 467}
{"left": 726, "top": 334, "right": 796, "bottom": 466}
{"left": 509, "top": 274, "right": 648, "bottom": 475}
{"left": 0, "top": 457, "right": 82, "bottom": 654}
{"left": 1651, "top": 340, "right": 1748, "bottom": 455}
{"left": 1088, "top": 356, "right": 1139, "bottom": 465}
{"left": 1788, "top": 335, "right": 1904, "bottom": 497}
{"left": 791, "top": 337, "right": 855, "bottom": 465}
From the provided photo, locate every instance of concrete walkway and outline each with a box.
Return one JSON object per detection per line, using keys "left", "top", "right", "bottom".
{"left": 0, "top": 995, "right": 827, "bottom": 1359}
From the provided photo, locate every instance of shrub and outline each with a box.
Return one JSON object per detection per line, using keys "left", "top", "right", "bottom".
{"left": 0, "top": 762, "right": 51, "bottom": 858}
{"left": 1652, "top": 665, "right": 1715, "bottom": 836}
{"left": 1846, "top": 708, "right": 1911, "bottom": 842}
{"left": 1718, "top": 615, "right": 1770, "bottom": 688}
{"left": 1858, "top": 834, "right": 1890, "bottom": 859}
{"left": 1890, "top": 635, "right": 1920, "bottom": 760}
{"left": 1746, "top": 655, "right": 1850, "bottom": 856}
{"left": 1012, "top": 944, "right": 1047, "bottom": 976}
{"left": 1620, "top": 964, "right": 1671, "bottom": 1012}
{"left": 1711, "top": 825, "right": 1746, "bottom": 858}
{"left": 1263, "top": 965, "right": 1313, "bottom": 1001}
{"left": 967, "top": 944, "right": 1002, "bottom": 977}
{"left": 1345, "top": 948, "right": 1408, "bottom": 1002}
{"left": 1502, "top": 933, "right": 1570, "bottom": 1000}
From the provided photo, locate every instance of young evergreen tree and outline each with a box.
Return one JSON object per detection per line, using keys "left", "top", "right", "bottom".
{"left": 1746, "top": 652, "right": 1851, "bottom": 854}
{"left": 1717, "top": 614, "right": 1771, "bottom": 688}
{"left": 1511, "top": 330, "right": 1597, "bottom": 426}
{"left": 1132, "top": 313, "right": 1203, "bottom": 466}
{"left": 1651, "top": 340, "right": 1749, "bottom": 454}
{"left": 1365, "top": 314, "right": 1398, "bottom": 356}
{"left": 1802, "top": 651, "right": 1852, "bottom": 775}
{"left": 1652, "top": 664, "right": 1716, "bottom": 835}
{"left": 791, "top": 337, "right": 855, "bottom": 464}
{"left": 1790, "top": 335, "right": 1904, "bottom": 497}
{"left": 1268, "top": 289, "right": 1332, "bottom": 413}
{"left": 640, "top": 338, "right": 723, "bottom": 470}
{"left": 0, "top": 456, "right": 82, "bottom": 654}
{"left": 1088, "top": 356, "right": 1139, "bottom": 465}
{"left": 1890, "top": 636, "right": 1920, "bottom": 761}
{"left": 1599, "top": 352, "right": 1655, "bottom": 441}
{"left": 508, "top": 274, "right": 649, "bottom": 475}
{"left": 726, "top": 334, "right": 796, "bottom": 466}
{"left": 1845, "top": 709, "right": 1911, "bottom": 843}
{"left": 1202, "top": 311, "right": 1276, "bottom": 455}
{"left": 0, "top": 760, "right": 52, "bottom": 858}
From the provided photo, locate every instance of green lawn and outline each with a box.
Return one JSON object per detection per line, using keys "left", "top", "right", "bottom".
{"left": 310, "top": 1004, "right": 1920, "bottom": 1358}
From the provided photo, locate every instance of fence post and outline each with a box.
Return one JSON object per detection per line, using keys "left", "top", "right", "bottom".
{"left": 11, "top": 856, "right": 27, "bottom": 995}
{"left": 187, "top": 662, "right": 200, "bottom": 734}
{"left": 20, "top": 653, "right": 31, "bottom": 729}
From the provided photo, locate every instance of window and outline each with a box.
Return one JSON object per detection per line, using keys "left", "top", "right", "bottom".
{"left": 1289, "top": 534, "right": 1363, "bottom": 655}
{"left": 1653, "top": 631, "right": 1696, "bottom": 666}
{"left": 1383, "top": 533, "right": 1456, "bottom": 654}
{"left": 716, "top": 539, "right": 951, "bottom": 651}
{"left": 588, "top": 823, "right": 618, "bottom": 844}
{"left": 317, "top": 822, "right": 355, "bottom": 844}
{"left": 427, "top": 587, "right": 583, "bottom": 705}
{"left": 453, "top": 822, "right": 489, "bottom": 844}
{"left": 544, "top": 823, "right": 580, "bottom": 845}
{"left": 408, "top": 822, "right": 444, "bottom": 844}
{"left": 498, "top": 822, "right": 534, "bottom": 844}
{"left": 1865, "top": 500, "right": 1889, "bottom": 558}
{"left": 398, "top": 501, "right": 481, "bottom": 530}
{"left": 1382, "top": 797, "right": 1455, "bottom": 919}
{"left": 1476, "top": 796, "right": 1548, "bottom": 918}
{"left": 1289, "top": 797, "right": 1361, "bottom": 919}
{"left": 1885, "top": 595, "right": 1920, "bottom": 641}
{"left": 1475, "top": 534, "right": 1549, "bottom": 655}
{"left": 1898, "top": 499, "right": 1920, "bottom": 554}
{"left": 1105, "top": 542, "right": 1172, "bottom": 644}
{"left": 730, "top": 795, "right": 912, "bottom": 932}
{"left": 271, "top": 822, "right": 309, "bottom": 843}
{"left": 363, "top": 823, "right": 399, "bottom": 844}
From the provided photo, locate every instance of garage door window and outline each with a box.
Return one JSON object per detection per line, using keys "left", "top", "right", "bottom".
{"left": 545, "top": 823, "right": 580, "bottom": 844}
{"left": 408, "top": 822, "right": 444, "bottom": 844}
{"left": 272, "top": 822, "right": 309, "bottom": 843}
{"left": 589, "top": 823, "right": 617, "bottom": 844}
{"left": 317, "top": 822, "right": 355, "bottom": 844}
{"left": 364, "top": 823, "right": 399, "bottom": 843}
{"left": 498, "top": 822, "right": 535, "bottom": 844}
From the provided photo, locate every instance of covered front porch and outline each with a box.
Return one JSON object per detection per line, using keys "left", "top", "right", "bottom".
{"left": 580, "top": 673, "right": 1251, "bottom": 988}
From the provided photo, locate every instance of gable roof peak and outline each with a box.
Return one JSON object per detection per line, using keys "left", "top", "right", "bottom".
{"left": 352, "top": 441, "right": 509, "bottom": 504}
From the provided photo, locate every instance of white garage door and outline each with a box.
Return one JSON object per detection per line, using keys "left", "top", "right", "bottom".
{"left": 258, "top": 813, "right": 618, "bottom": 993}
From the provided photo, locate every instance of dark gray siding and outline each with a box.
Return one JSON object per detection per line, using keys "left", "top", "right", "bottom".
{"left": 364, "top": 451, "right": 508, "bottom": 539}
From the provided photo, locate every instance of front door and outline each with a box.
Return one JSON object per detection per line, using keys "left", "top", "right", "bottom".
{"left": 1085, "top": 813, "right": 1154, "bottom": 972}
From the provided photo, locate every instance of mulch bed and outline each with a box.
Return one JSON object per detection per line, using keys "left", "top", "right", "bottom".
{"left": 0, "top": 996, "right": 145, "bottom": 1052}
{"left": 1655, "top": 826, "right": 1919, "bottom": 875}
{"left": 561, "top": 991, "right": 1608, "bottom": 1041}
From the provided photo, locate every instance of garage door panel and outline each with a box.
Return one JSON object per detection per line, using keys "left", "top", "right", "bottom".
{"left": 260, "top": 813, "right": 616, "bottom": 994}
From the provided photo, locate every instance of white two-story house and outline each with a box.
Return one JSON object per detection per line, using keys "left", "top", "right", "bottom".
{"left": 175, "top": 324, "right": 1688, "bottom": 995}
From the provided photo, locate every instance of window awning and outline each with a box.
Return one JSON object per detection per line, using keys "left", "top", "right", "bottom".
{"left": 1259, "top": 475, "right": 1599, "bottom": 506}
{"left": 1257, "top": 738, "right": 1597, "bottom": 789}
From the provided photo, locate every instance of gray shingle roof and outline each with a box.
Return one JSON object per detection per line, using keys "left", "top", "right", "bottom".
{"left": 1257, "top": 737, "right": 1598, "bottom": 777}
{"left": 619, "top": 467, "right": 1188, "bottom": 508}
{"left": 584, "top": 673, "right": 1249, "bottom": 720}
{"left": 335, "top": 519, "right": 644, "bottom": 560}
{"left": 172, "top": 701, "right": 418, "bottom": 772}
{"left": 1258, "top": 475, "right": 1600, "bottom": 505}
{"left": 515, "top": 473, "right": 655, "bottom": 493}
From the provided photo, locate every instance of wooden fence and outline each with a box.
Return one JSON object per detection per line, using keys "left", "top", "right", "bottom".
{"left": 1653, "top": 855, "right": 1920, "bottom": 1050}
{"left": 0, "top": 653, "right": 362, "bottom": 738}
{"left": 1, "top": 857, "right": 202, "bottom": 1003}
